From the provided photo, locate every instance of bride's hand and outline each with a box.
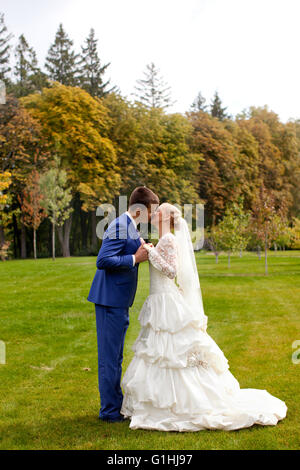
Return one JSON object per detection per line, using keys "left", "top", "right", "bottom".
{"left": 143, "top": 242, "right": 154, "bottom": 252}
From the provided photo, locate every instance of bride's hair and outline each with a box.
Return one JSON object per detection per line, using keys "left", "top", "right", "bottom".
{"left": 159, "top": 203, "right": 181, "bottom": 231}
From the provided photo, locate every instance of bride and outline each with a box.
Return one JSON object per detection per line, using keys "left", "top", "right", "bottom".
{"left": 120, "top": 203, "right": 287, "bottom": 431}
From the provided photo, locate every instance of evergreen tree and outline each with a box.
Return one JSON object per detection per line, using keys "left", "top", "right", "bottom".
{"left": 0, "top": 12, "right": 13, "bottom": 83}
{"left": 13, "top": 34, "right": 47, "bottom": 97}
{"left": 79, "top": 28, "right": 115, "bottom": 97}
{"left": 190, "top": 91, "right": 207, "bottom": 112}
{"left": 210, "top": 91, "right": 228, "bottom": 121}
{"left": 133, "top": 62, "right": 175, "bottom": 110}
{"left": 45, "top": 24, "right": 78, "bottom": 86}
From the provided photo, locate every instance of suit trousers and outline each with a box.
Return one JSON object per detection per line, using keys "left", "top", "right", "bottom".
{"left": 95, "top": 304, "right": 130, "bottom": 421}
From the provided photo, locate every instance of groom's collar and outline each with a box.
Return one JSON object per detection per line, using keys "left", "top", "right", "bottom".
{"left": 125, "top": 211, "right": 137, "bottom": 229}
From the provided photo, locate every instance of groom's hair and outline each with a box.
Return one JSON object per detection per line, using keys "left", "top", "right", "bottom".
{"left": 129, "top": 186, "right": 159, "bottom": 210}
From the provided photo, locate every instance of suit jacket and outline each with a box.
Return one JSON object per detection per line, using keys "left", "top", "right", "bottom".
{"left": 87, "top": 212, "right": 141, "bottom": 308}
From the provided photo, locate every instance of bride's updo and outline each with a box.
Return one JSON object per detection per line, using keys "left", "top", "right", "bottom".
{"left": 159, "top": 203, "right": 182, "bottom": 231}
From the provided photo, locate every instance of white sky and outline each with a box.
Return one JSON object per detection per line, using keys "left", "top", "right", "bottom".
{"left": 2, "top": 0, "right": 300, "bottom": 121}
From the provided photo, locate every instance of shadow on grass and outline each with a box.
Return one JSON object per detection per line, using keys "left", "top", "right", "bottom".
{"left": 0, "top": 412, "right": 286, "bottom": 450}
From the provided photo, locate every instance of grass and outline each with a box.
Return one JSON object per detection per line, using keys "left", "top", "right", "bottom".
{"left": 0, "top": 251, "right": 299, "bottom": 450}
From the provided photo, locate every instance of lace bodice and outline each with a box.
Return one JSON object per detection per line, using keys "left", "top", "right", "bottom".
{"left": 148, "top": 233, "right": 179, "bottom": 295}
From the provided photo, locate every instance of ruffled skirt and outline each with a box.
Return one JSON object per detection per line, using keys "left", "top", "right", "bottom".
{"left": 121, "top": 290, "right": 287, "bottom": 432}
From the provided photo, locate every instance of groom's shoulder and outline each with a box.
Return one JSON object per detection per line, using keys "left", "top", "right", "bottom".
{"left": 104, "top": 213, "right": 129, "bottom": 240}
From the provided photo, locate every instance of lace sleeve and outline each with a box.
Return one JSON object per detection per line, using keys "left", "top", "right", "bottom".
{"left": 148, "top": 233, "right": 178, "bottom": 279}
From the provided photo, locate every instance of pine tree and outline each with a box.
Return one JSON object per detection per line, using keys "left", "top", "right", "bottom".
{"left": 210, "top": 91, "right": 228, "bottom": 121}
{"left": 190, "top": 91, "right": 207, "bottom": 112}
{"left": 133, "top": 62, "right": 175, "bottom": 110}
{"left": 45, "top": 24, "right": 78, "bottom": 86}
{"left": 13, "top": 34, "right": 46, "bottom": 97}
{"left": 79, "top": 28, "right": 115, "bottom": 97}
{"left": 0, "top": 13, "right": 13, "bottom": 83}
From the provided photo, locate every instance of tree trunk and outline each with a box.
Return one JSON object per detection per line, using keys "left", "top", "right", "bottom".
{"left": 257, "top": 246, "right": 261, "bottom": 260}
{"left": 215, "top": 253, "right": 219, "bottom": 264}
{"left": 265, "top": 240, "right": 268, "bottom": 275}
{"left": 228, "top": 253, "right": 231, "bottom": 268}
{"left": 239, "top": 249, "right": 242, "bottom": 258}
{"left": 20, "top": 220, "right": 27, "bottom": 259}
{"left": 58, "top": 214, "right": 72, "bottom": 257}
{"left": 80, "top": 209, "right": 88, "bottom": 251}
{"left": 52, "top": 222, "right": 56, "bottom": 261}
{"left": 13, "top": 214, "right": 20, "bottom": 258}
{"left": 0, "top": 225, "right": 4, "bottom": 247}
{"left": 33, "top": 228, "right": 37, "bottom": 260}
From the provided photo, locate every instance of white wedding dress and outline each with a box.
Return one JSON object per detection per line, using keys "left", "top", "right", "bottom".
{"left": 121, "top": 231, "right": 287, "bottom": 432}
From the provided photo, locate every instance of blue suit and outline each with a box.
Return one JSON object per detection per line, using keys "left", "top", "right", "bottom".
{"left": 87, "top": 213, "right": 141, "bottom": 421}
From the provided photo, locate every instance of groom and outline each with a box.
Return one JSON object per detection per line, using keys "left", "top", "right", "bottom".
{"left": 88, "top": 186, "right": 159, "bottom": 422}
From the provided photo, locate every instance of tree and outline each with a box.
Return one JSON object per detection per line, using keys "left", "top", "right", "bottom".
{"left": 242, "top": 109, "right": 288, "bottom": 209}
{"left": 19, "top": 164, "right": 46, "bottom": 259}
{"left": 190, "top": 91, "right": 207, "bottom": 112}
{"left": 0, "top": 170, "right": 12, "bottom": 256}
{"left": 133, "top": 62, "right": 175, "bottom": 110}
{"left": 273, "top": 223, "right": 292, "bottom": 251}
{"left": 0, "top": 13, "right": 13, "bottom": 83}
{"left": 187, "top": 111, "right": 239, "bottom": 225}
{"left": 22, "top": 83, "right": 121, "bottom": 256}
{"left": 290, "top": 217, "right": 300, "bottom": 249}
{"left": 0, "top": 95, "right": 43, "bottom": 258}
{"left": 210, "top": 91, "right": 228, "bottom": 121}
{"left": 45, "top": 24, "right": 78, "bottom": 86}
{"left": 217, "top": 200, "right": 250, "bottom": 267}
{"left": 205, "top": 225, "right": 223, "bottom": 263}
{"left": 79, "top": 28, "right": 115, "bottom": 98}
{"left": 13, "top": 34, "right": 47, "bottom": 97}
{"left": 250, "top": 185, "right": 286, "bottom": 275}
{"left": 39, "top": 157, "right": 73, "bottom": 260}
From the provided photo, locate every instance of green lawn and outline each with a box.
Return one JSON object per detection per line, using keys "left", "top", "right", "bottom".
{"left": 0, "top": 251, "right": 299, "bottom": 450}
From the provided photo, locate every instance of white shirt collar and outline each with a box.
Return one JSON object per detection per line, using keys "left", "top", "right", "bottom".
{"left": 125, "top": 211, "right": 137, "bottom": 229}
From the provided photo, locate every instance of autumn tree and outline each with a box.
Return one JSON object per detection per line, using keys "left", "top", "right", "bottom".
{"left": 19, "top": 165, "right": 46, "bottom": 259}
{"left": 0, "top": 170, "right": 12, "bottom": 258}
{"left": 22, "top": 83, "right": 120, "bottom": 256}
{"left": 231, "top": 119, "right": 261, "bottom": 211}
{"left": 133, "top": 62, "right": 175, "bottom": 110}
{"left": 0, "top": 95, "right": 43, "bottom": 258}
{"left": 241, "top": 109, "right": 287, "bottom": 207}
{"left": 250, "top": 185, "right": 286, "bottom": 275}
{"left": 187, "top": 110, "right": 239, "bottom": 225}
{"left": 273, "top": 223, "right": 293, "bottom": 251}
{"left": 290, "top": 218, "right": 300, "bottom": 249}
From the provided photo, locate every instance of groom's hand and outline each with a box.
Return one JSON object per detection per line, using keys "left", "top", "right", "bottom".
{"left": 134, "top": 241, "right": 149, "bottom": 264}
